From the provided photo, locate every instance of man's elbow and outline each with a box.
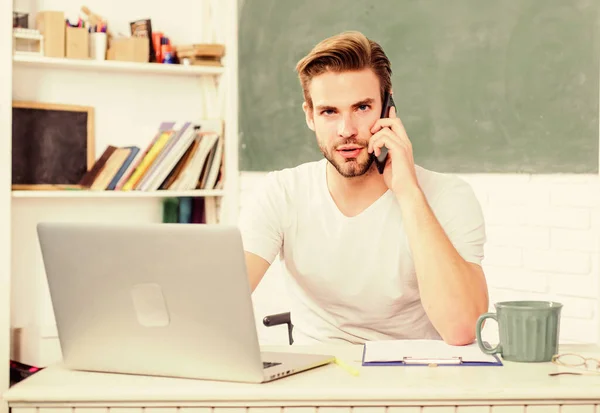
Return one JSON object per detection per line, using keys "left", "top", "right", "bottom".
{"left": 441, "top": 325, "right": 476, "bottom": 346}
{"left": 440, "top": 307, "right": 488, "bottom": 346}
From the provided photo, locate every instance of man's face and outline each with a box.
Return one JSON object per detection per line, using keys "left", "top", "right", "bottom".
{"left": 303, "top": 68, "right": 382, "bottom": 178}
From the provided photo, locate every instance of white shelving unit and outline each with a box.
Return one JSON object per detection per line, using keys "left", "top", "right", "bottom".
{"left": 4, "top": 0, "right": 239, "bottom": 394}
{"left": 1, "top": 0, "right": 12, "bottom": 409}
{"left": 11, "top": 189, "right": 226, "bottom": 198}
{"left": 13, "top": 54, "right": 225, "bottom": 76}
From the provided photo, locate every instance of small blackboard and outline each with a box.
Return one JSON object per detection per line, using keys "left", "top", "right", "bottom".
{"left": 12, "top": 101, "right": 95, "bottom": 189}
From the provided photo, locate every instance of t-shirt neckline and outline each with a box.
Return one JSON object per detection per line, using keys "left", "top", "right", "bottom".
{"left": 319, "top": 159, "right": 393, "bottom": 220}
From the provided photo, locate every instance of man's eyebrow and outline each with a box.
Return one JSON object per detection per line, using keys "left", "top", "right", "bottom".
{"left": 315, "top": 104, "right": 337, "bottom": 112}
{"left": 315, "top": 98, "right": 376, "bottom": 112}
{"left": 352, "top": 98, "right": 375, "bottom": 108}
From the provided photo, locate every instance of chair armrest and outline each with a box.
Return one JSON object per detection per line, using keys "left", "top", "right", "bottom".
{"left": 263, "top": 312, "right": 291, "bottom": 327}
{"left": 262, "top": 311, "right": 293, "bottom": 345}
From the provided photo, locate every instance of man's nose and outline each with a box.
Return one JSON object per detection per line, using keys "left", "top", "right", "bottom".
{"left": 337, "top": 113, "right": 358, "bottom": 138}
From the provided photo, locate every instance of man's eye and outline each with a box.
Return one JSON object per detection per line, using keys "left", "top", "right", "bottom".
{"left": 358, "top": 105, "right": 370, "bottom": 111}
{"left": 321, "top": 110, "right": 335, "bottom": 115}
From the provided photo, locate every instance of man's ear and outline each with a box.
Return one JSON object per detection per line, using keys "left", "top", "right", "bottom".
{"left": 302, "top": 101, "right": 315, "bottom": 131}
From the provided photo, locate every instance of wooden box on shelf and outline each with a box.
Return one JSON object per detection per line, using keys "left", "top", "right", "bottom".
{"left": 65, "top": 26, "right": 89, "bottom": 59}
{"left": 35, "top": 10, "right": 64, "bottom": 57}
{"left": 107, "top": 37, "right": 148, "bottom": 63}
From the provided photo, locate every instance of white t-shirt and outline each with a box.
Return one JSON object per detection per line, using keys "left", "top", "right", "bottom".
{"left": 238, "top": 159, "right": 486, "bottom": 345}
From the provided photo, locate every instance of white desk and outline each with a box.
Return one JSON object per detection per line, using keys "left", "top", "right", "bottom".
{"left": 3, "top": 344, "right": 600, "bottom": 413}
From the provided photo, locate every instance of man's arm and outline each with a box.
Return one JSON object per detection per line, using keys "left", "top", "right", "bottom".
{"left": 238, "top": 171, "right": 287, "bottom": 293}
{"left": 245, "top": 251, "right": 271, "bottom": 292}
{"left": 398, "top": 186, "right": 489, "bottom": 346}
{"left": 368, "top": 106, "right": 488, "bottom": 346}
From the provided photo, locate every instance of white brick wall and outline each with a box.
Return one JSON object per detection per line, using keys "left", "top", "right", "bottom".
{"left": 241, "top": 171, "right": 600, "bottom": 346}
{"left": 464, "top": 173, "right": 600, "bottom": 345}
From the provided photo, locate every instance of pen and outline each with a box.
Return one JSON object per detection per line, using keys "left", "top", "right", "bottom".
{"left": 334, "top": 357, "right": 360, "bottom": 376}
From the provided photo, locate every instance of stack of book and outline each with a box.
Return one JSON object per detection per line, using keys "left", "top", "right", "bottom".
{"left": 175, "top": 43, "right": 225, "bottom": 67}
{"left": 161, "top": 196, "right": 219, "bottom": 224}
{"left": 78, "top": 120, "right": 224, "bottom": 191}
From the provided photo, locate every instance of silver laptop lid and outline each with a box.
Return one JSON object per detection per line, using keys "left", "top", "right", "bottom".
{"left": 37, "top": 222, "right": 265, "bottom": 382}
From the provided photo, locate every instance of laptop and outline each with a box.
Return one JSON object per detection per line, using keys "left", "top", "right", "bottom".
{"left": 36, "top": 222, "right": 335, "bottom": 383}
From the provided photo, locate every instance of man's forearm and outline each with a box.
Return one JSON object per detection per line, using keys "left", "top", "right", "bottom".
{"left": 396, "top": 187, "right": 489, "bottom": 345}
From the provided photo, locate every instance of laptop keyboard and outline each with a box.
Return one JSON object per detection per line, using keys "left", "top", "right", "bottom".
{"left": 263, "top": 361, "right": 281, "bottom": 369}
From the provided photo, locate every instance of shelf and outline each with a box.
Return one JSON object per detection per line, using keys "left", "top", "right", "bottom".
{"left": 13, "top": 54, "right": 225, "bottom": 76}
{"left": 12, "top": 189, "right": 225, "bottom": 199}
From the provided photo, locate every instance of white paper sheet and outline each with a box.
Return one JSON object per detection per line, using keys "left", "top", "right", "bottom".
{"left": 363, "top": 339, "right": 499, "bottom": 363}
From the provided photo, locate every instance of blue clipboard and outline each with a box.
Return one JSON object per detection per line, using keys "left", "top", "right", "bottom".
{"left": 360, "top": 342, "right": 503, "bottom": 367}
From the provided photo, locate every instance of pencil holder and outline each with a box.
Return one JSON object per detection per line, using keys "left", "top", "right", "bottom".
{"left": 89, "top": 32, "right": 107, "bottom": 60}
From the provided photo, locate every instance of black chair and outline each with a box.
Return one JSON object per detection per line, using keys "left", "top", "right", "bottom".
{"left": 262, "top": 311, "right": 294, "bottom": 345}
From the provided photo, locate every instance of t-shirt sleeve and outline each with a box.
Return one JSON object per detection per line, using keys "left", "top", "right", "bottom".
{"left": 237, "top": 172, "right": 287, "bottom": 264}
{"left": 429, "top": 178, "right": 486, "bottom": 266}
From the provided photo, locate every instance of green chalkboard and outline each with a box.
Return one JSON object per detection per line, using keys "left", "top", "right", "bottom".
{"left": 239, "top": 0, "right": 599, "bottom": 173}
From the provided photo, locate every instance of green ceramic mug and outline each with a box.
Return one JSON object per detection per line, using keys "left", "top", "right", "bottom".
{"left": 475, "top": 301, "right": 563, "bottom": 362}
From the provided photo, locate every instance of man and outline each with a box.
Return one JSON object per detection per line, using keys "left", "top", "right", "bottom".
{"left": 238, "top": 31, "right": 488, "bottom": 346}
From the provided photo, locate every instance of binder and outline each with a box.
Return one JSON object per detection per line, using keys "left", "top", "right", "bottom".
{"left": 361, "top": 339, "right": 503, "bottom": 367}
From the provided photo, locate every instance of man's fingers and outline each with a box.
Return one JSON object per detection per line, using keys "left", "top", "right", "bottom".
{"left": 389, "top": 105, "right": 397, "bottom": 119}
{"left": 368, "top": 127, "right": 391, "bottom": 153}
{"left": 369, "top": 129, "right": 403, "bottom": 157}
{"left": 370, "top": 118, "right": 408, "bottom": 141}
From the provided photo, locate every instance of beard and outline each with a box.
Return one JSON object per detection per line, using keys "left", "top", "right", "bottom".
{"left": 318, "top": 138, "right": 374, "bottom": 178}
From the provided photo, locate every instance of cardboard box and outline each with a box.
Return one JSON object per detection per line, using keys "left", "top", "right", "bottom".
{"left": 66, "top": 26, "right": 89, "bottom": 59}
{"left": 11, "top": 324, "right": 62, "bottom": 368}
{"left": 107, "top": 37, "right": 149, "bottom": 63}
{"left": 35, "top": 11, "right": 64, "bottom": 57}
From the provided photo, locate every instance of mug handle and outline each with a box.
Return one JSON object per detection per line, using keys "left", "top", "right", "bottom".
{"left": 476, "top": 312, "right": 501, "bottom": 355}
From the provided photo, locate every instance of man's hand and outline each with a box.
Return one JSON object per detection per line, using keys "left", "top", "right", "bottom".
{"left": 368, "top": 105, "right": 419, "bottom": 201}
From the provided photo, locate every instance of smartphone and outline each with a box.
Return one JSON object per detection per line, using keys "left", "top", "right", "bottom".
{"left": 372, "top": 91, "right": 396, "bottom": 174}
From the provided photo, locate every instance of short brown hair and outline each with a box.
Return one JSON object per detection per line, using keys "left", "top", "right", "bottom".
{"left": 295, "top": 31, "right": 392, "bottom": 109}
